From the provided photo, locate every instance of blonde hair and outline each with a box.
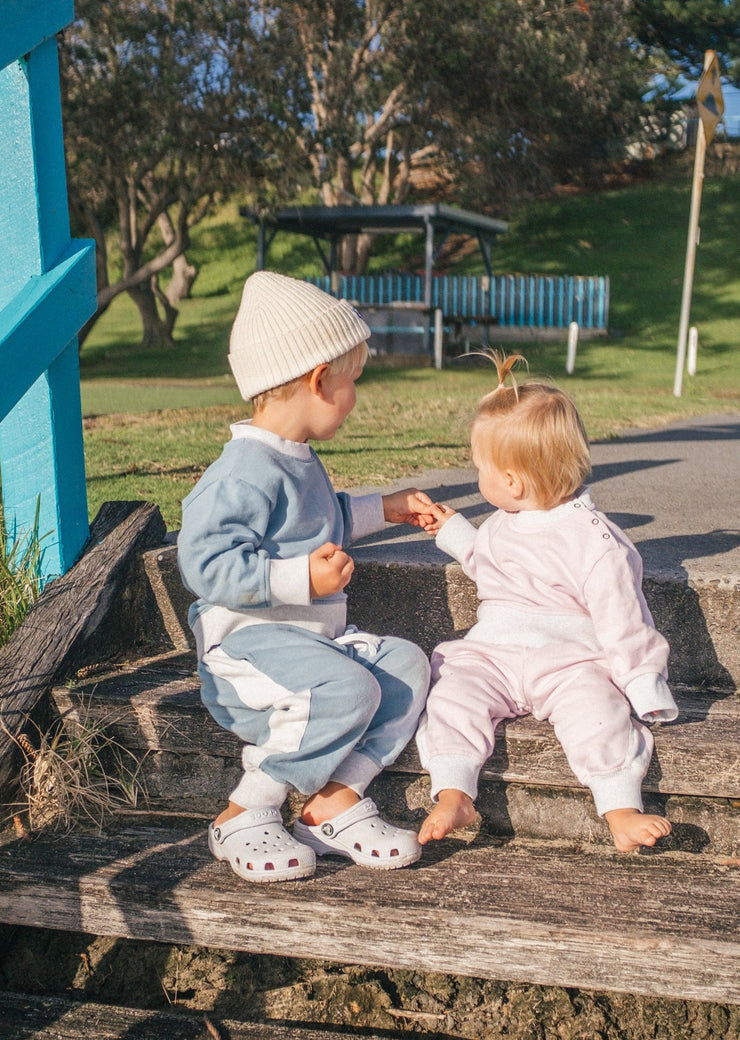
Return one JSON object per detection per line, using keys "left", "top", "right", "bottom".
{"left": 251, "top": 340, "right": 369, "bottom": 412}
{"left": 471, "top": 352, "right": 591, "bottom": 509}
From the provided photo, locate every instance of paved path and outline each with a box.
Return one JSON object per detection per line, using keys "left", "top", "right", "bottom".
{"left": 352, "top": 412, "right": 740, "bottom": 586}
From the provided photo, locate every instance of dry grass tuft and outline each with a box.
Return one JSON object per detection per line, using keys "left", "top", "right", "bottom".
{"left": 14, "top": 700, "right": 147, "bottom": 833}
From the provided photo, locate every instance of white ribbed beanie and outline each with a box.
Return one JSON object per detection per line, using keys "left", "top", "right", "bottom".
{"left": 228, "top": 271, "right": 371, "bottom": 400}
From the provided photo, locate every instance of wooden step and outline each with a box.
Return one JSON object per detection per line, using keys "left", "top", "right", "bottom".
{"left": 0, "top": 814, "right": 737, "bottom": 1005}
{"left": 0, "top": 990, "right": 407, "bottom": 1040}
{"left": 52, "top": 652, "right": 740, "bottom": 854}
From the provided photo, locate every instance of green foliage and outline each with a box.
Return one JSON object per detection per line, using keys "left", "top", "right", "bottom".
{"left": 60, "top": 1, "right": 295, "bottom": 349}
{"left": 62, "top": 0, "right": 662, "bottom": 350}
{"left": 443, "top": 0, "right": 648, "bottom": 203}
{"left": 0, "top": 500, "right": 46, "bottom": 647}
{"left": 632, "top": 0, "right": 740, "bottom": 82}
{"left": 61, "top": 0, "right": 740, "bottom": 352}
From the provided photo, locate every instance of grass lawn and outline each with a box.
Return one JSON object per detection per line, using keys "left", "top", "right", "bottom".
{"left": 80, "top": 172, "right": 740, "bottom": 530}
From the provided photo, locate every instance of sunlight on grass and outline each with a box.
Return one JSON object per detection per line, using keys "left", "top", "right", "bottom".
{"left": 81, "top": 377, "right": 242, "bottom": 416}
{"left": 79, "top": 170, "right": 740, "bottom": 530}
{"left": 83, "top": 345, "right": 739, "bottom": 530}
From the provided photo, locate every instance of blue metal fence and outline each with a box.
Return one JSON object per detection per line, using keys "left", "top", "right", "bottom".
{"left": 309, "top": 273, "right": 609, "bottom": 330}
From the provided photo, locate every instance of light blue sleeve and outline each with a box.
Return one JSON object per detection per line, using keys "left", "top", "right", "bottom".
{"left": 178, "top": 474, "right": 273, "bottom": 611}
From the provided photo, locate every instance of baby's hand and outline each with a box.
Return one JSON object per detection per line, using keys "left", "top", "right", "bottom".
{"left": 309, "top": 542, "right": 354, "bottom": 599}
{"left": 382, "top": 488, "right": 436, "bottom": 527}
{"left": 419, "top": 502, "right": 457, "bottom": 534}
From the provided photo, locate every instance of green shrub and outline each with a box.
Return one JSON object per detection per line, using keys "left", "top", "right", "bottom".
{"left": 0, "top": 499, "right": 46, "bottom": 647}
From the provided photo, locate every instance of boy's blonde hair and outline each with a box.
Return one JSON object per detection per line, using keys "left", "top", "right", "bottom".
{"left": 472, "top": 352, "right": 591, "bottom": 509}
{"left": 251, "top": 340, "right": 369, "bottom": 412}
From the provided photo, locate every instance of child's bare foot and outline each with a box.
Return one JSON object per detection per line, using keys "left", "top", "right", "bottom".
{"left": 214, "top": 800, "right": 249, "bottom": 827}
{"left": 300, "top": 781, "right": 360, "bottom": 826}
{"left": 418, "top": 789, "right": 477, "bottom": 844}
{"left": 605, "top": 808, "right": 672, "bottom": 852}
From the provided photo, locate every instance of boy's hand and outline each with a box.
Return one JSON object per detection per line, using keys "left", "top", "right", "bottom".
{"left": 418, "top": 502, "right": 457, "bottom": 534}
{"left": 309, "top": 542, "right": 354, "bottom": 599}
{"left": 382, "top": 488, "right": 436, "bottom": 527}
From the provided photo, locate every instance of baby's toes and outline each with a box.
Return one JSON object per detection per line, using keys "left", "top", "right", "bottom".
{"left": 648, "top": 817, "right": 672, "bottom": 838}
{"left": 641, "top": 817, "right": 672, "bottom": 846}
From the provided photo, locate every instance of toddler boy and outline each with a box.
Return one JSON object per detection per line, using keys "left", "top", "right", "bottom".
{"left": 178, "top": 271, "right": 432, "bottom": 882}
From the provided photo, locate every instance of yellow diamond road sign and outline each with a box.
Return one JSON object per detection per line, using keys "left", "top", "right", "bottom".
{"left": 696, "top": 53, "right": 725, "bottom": 143}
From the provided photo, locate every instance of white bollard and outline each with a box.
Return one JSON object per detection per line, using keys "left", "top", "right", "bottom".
{"left": 566, "top": 321, "right": 579, "bottom": 374}
{"left": 434, "top": 308, "right": 444, "bottom": 370}
{"left": 687, "top": 326, "right": 698, "bottom": 376}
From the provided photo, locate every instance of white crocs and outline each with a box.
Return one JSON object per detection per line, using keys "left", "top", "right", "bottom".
{"left": 208, "top": 807, "right": 316, "bottom": 883}
{"left": 293, "top": 797, "right": 421, "bottom": 869}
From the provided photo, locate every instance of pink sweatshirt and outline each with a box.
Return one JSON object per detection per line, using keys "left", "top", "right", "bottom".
{"left": 435, "top": 488, "right": 676, "bottom": 721}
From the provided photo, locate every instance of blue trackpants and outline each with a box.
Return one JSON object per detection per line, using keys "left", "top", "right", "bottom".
{"left": 198, "top": 623, "right": 430, "bottom": 809}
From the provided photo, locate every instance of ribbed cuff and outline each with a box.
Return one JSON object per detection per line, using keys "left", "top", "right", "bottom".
{"left": 229, "top": 770, "right": 289, "bottom": 810}
{"left": 270, "top": 556, "right": 311, "bottom": 606}
{"left": 329, "top": 749, "right": 380, "bottom": 796}
{"left": 425, "top": 754, "right": 481, "bottom": 802}
{"left": 625, "top": 673, "right": 678, "bottom": 722}
{"left": 589, "top": 769, "right": 644, "bottom": 816}
{"left": 348, "top": 493, "right": 385, "bottom": 541}
{"left": 436, "top": 512, "right": 477, "bottom": 562}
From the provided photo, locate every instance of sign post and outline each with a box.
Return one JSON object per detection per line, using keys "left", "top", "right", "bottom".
{"left": 673, "top": 51, "right": 724, "bottom": 397}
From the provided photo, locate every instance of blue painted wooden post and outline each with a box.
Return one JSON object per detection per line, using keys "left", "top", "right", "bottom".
{"left": 0, "top": 0, "right": 97, "bottom": 584}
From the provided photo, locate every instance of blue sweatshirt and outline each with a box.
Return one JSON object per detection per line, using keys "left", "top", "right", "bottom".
{"left": 177, "top": 421, "right": 384, "bottom": 654}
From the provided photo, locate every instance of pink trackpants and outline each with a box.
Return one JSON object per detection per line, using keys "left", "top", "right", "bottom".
{"left": 416, "top": 637, "right": 654, "bottom": 817}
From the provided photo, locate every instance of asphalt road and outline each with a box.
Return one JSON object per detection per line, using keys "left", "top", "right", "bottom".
{"left": 352, "top": 412, "right": 740, "bottom": 585}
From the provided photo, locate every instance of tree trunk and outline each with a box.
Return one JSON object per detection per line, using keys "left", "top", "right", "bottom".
{"left": 336, "top": 156, "right": 360, "bottom": 271}
{"left": 166, "top": 255, "right": 198, "bottom": 304}
{"left": 157, "top": 211, "right": 198, "bottom": 304}
{"left": 73, "top": 199, "right": 112, "bottom": 349}
{"left": 128, "top": 281, "right": 177, "bottom": 350}
{"left": 354, "top": 232, "right": 374, "bottom": 274}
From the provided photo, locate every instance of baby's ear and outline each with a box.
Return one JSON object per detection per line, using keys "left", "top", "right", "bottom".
{"left": 506, "top": 470, "right": 526, "bottom": 499}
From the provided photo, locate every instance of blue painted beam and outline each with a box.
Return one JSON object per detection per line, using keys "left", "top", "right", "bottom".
{"left": 0, "top": 239, "right": 97, "bottom": 421}
{"left": 1, "top": 4, "right": 95, "bottom": 583}
{"left": 0, "top": 341, "right": 88, "bottom": 579}
{"left": 0, "top": 42, "right": 73, "bottom": 309}
{"left": 1, "top": 0, "right": 74, "bottom": 73}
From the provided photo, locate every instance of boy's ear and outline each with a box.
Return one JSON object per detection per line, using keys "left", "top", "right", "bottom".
{"left": 307, "top": 363, "right": 331, "bottom": 397}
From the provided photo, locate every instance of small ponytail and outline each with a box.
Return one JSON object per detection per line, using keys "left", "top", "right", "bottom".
{"left": 491, "top": 350, "right": 527, "bottom": 392}
{"left": 472, "top": 349, "right": 528, "bottom": 410}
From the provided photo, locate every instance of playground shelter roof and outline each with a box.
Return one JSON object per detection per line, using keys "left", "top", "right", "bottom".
{"left": 241, "top": 203, "right": 508, "bottom": 286}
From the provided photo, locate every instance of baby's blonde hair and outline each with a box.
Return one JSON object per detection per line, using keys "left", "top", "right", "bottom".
{"left": 251, "top": 340, "right": 369, "bottom": 411}
{"left": 471, "top": 352, "right": 591, "bottom": 508}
